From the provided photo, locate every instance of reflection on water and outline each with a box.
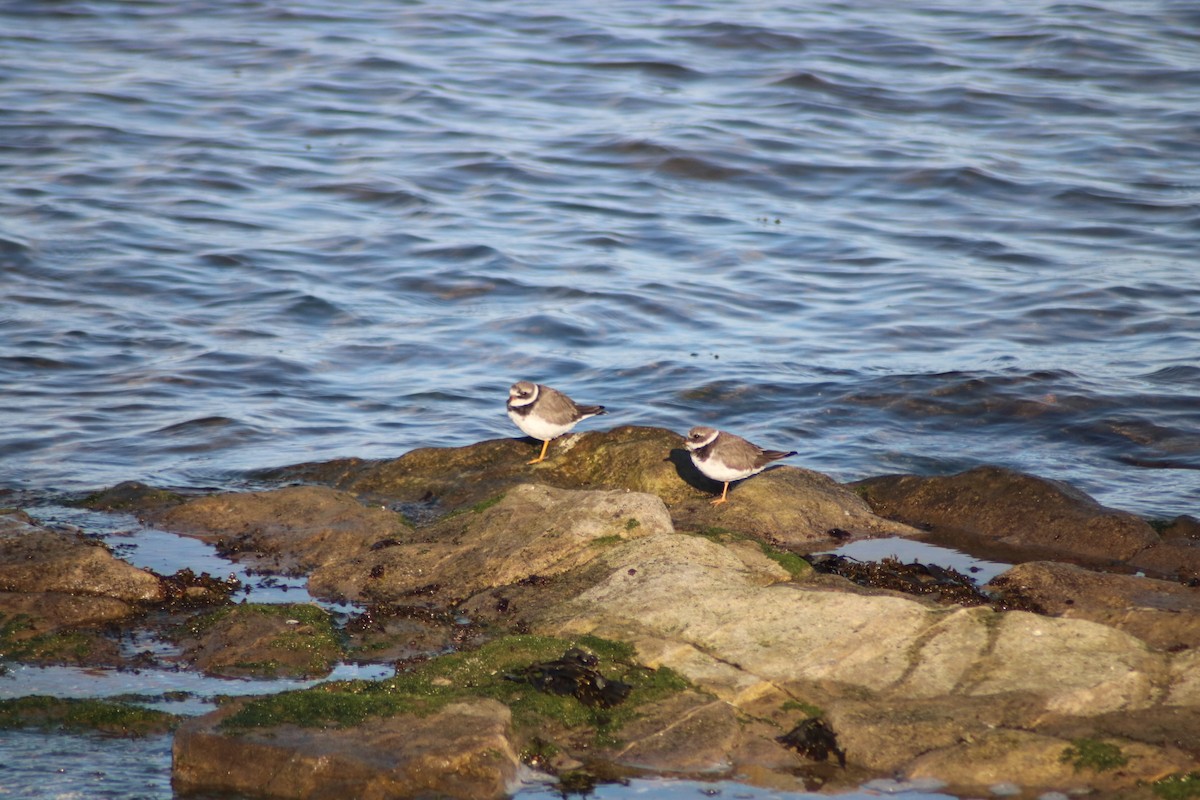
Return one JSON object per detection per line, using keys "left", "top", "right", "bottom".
{"left": 817, "top": 537, "right": 1011, "bottom": 584}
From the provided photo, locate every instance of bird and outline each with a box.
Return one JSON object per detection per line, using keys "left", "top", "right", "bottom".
{"left": 507, "top": 381, "right": 607, "bottom": 464}
{"left": 683, "top": 426, "right": 797, "bottom": 505}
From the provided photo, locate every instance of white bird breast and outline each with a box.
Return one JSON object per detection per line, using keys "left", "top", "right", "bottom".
{"left": 691, "top": 453, "right": 763, "bottom": 483}
{"left": 509, "top": 408, "right": 574, "bottom": 441}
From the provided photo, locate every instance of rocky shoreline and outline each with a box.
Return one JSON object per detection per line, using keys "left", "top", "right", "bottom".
{"left": 2, "top": 425, "right": 1198, "bottom": 799}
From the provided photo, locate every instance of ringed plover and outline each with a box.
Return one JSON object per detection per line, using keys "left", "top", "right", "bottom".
{"left": 684, "top": 426, "right": 796, "bottom": 505}
{"left": 508, "top": 381, "right": 607, "bottom": 464}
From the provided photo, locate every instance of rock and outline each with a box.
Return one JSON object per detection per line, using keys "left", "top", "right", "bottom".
{"left": 905, "top": 730, "right": 1191, "bottom": 794}
{"left": 603, "top": 691, "right": 744, "bottom": 773}
{"left": 307, "top": 484, "right": 671, "bottom": 604}
{"left": 964, "top": 612, "right": 1160, "bottom": 715}
{"left": 534, "top": 534, "right": 1168, "bottom": 718}
{"left": 173, "top": 699, "right": 520, "bottom": 800}
{"left": 852, "top": 466, "right": 1160, "bottom": 565}
{"left": 1160, "top": 515, "right": 1200, "bottom": 544}
{"left": 0, "top": 592, "right": 127, "bottom": 666}
{"left": 826, "top": 693, "right": 1048, "bottom": 773}
{"left": 0, "top": 592, "right": 135, "bottom": 634}
{"left": 267, "top": 426, "right": 917, "bottom": 546}
{"left": 1166, "top": 650, "right": 1200, "bottom": 707}
{"left": 175, "top": 603, "right": 343, "bottom": 679}
{"left": 1129, "top": 540, "right": 1200, "bottom": 584}
{"left": 0, "top": 513, "right": 164, "bottom": 602}
{"left": 149, "top": 485, "right": 408, "bottom": 573}
{"left": 342, "top": 604, "right": 460, "bottom": 664}
{"left": 77, "top": 481, "right": 185, "bottom": 514}
{"left": 986, "top": 561, "right": 1200, "bottom": 651}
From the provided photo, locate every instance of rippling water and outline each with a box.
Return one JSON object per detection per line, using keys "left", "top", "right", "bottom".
{"left": 3, "top": 1, "right": 1199, "bottom": 795}
{"left": 3, "top": 0, "right": 1199, "bottom": 517}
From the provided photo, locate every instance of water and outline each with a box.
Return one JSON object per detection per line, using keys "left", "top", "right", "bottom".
{"left": 817, "top": 537, "right": 1011, "bottom": 584}
{"left": 2, "top": 0, "right": 1199, "bottom": 796}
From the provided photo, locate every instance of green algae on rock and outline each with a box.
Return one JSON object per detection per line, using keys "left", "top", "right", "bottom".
{"left": 217, "top": 634, "right": 687, "bottom": 738}
{"left": 173, "top": 602, "right": 343, "bottom": 679}
{"left": 173, "top": 635, "right": 699, "bottom": 800}
{"left": 0, "top": 696, "right": 178, "bottom": 736}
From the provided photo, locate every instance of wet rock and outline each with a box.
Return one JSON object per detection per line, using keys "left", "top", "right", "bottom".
{"left": 77, "top": 480, "right": 185, "bottom": 514}
{"left": 0, "top": 512, "right": 164, "bottom": 602}
{"left": 605, "top": 691, "right": 745, "bottom": 773}
{"left": 171, "top": 634, "right": 696, "bottom": 797}
{"left": 173, "top": 699, "right": 519, "bottom": 800}
{"left": 174, "top": 603, "right": 343, "bottom": 679}
{"left": 0, "top": 592, "right": 133, "bottom": 634}
{"left": 0, "top": 592, "right": 127, "bottom": 666}
{"left": 342, "top": 604, "right": 460, "bottom": 663}
{"left": 852, "top": 466, "right": 1160, "bottom": 565}
{"left": 268, "top": 426, "right": 916, "bottom": 546}
{"left": 905, "top": 730, "right": 1192, "bottom": 795}
{"left": 825, "top": 693, "right": 1048, "bottom": 773}
{"left": 777, "top": 717, "right": 846, "bottom": 768}
{"left": 307, "top": 483, "right": 670, "bottom": 604}
{"left": 1129, "top": 539, "right": 1200, "bottom": 585}
{"left": 149, "top": 485, "right": 408, "bottom": 574}
{"left": 0, "top": 696, "right": 178, "bottom": 736}
{"left": 986, "top": 561, "right": 1200, "bottom": 651}
{"left": 508, "top": 647, "right": 632, "bottom": 708}
{"left": 1159, "top": 515, "right": 1200, "bottom": 543}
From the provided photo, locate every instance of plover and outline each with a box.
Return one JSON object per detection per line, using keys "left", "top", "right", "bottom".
{"left": 683, "top": 426, "right": 796, "bottom": 505}
{"left": 507, "top": 381, "right": 607, "bottom": 464}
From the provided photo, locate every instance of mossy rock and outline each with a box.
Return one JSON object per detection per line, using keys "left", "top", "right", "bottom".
{"left": 0, "top": 612, "right": 122, "bottom": 666}
{"left": 0, "top": 696, "right": 177, "bottom": 735}
{"left": 219, "top": 633, "right": 690, "bottom": 748}
{"left": 76, "top": 481, "right": 186, "bottom": 513}
{"left": 175, "top": 603, "right": 343, "bottom": 679}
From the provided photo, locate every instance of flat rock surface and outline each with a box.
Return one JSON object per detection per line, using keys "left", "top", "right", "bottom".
{"left": 533, "top": 533, "right": 1171, "bottom": 719}
{"left": 150, "top": 485, "right": 408, "bottom": 572}
{"left": 308, "top": 483, "right": 672, "bottom": 604}
{"left": 987, "top": 561, "right": 1200, "bottom": 651}
{"left": 176, "top": 604, "right": 343, "bottom": 679}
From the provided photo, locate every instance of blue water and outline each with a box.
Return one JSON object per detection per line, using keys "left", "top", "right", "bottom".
{"left": 2, "top": 0, "right": 1199, "bottom": 795}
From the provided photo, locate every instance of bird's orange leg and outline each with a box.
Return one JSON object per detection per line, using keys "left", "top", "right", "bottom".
{"left": 710, "top": 482, "right": 729, "bottom": 506}
{"left": 527, "top": 439, "right": 550, "bottom": 464}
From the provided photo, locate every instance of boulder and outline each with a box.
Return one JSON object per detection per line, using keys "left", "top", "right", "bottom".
{"left": 987, "top": 561, "right": 1200, "bottom": 651}
{"left": 173, "top": 699, "right": 520, "bottom": 800}
{"left": 0, "top": 512, "right": 164, "bottom": 602}
{"left": 175, "top": 603, "right": 343, "bottom": 679}
{"left": 532, "top": 533, "right": 1168, "bottom": 718}
{"left": 266, "top": 426, "right": 917, "bottom": 546}
{"left": 852, "top": 467, "right": 1160, "bottom": 565}
{"left": 1160, "top": 515, "right": 1200, "bottom": 544}
{"left": 308, "top": 483, "right": 671, "bottom": 604}
{"left": 149, "top": 485, "right": 408, "bottom": 573}
{"left": 77, "top": 480, "right": 185, "bottom": 514}
{"left": 0, "top": 592, "right": 135, "bottom": 635}
{"left": 906, "top": 729, "right": 1192, "bottom": 795}
{"left": 1129, "top": 540, "right": 1200, "bottom": 584}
